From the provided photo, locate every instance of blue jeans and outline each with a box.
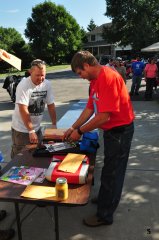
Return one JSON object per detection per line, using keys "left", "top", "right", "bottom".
{"left": 130, "top": 75, "right": 142, "bottom": 94}
{"left": 97, "top": 122, "right": 134, "bottom": 222}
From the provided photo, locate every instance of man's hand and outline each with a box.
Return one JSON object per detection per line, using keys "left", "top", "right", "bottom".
{"left": 29, "top": 132, "right": 38, "bottom": 144}
{"left": 62, "top": 127, "right": 74, "bottom": 141}
{"left": 68, "top": 129, "right": 81, "bottom": 142}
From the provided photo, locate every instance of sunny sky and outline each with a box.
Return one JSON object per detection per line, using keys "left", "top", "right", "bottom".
{"left": 0, "top": 0, "right": 111, "bottom": 40}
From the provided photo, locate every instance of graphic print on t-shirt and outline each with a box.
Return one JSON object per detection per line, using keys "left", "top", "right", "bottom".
{"left": 28, "top": 91, "right": 47, "bottom": 116}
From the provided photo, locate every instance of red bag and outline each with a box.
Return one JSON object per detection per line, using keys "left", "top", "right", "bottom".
{"left": 45, "top": 155, "right": 89, "bottom": 184}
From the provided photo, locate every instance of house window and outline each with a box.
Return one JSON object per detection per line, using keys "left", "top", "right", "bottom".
{"left": 91, "top": 35, "right": 96, "bottom": 41}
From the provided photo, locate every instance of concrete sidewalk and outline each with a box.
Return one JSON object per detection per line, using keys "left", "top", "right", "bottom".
{"left": 0, "top": 72, "right": 159, "bottom": 240}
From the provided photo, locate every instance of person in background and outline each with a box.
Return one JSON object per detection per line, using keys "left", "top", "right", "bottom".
{"left": 115, "top": 59, "right": 127, "bottom": 83}
{"left": 24, "top": 69, "right": 31, "bottom": 77}
{"left": 63, "top": 51, "right": 134, "bottom": 227}
{"left": 153, "top": 59, "right": 159, "bottom": 93}
{"left": 0, "top": 49, "right": 15, "bottom": 240}
{"left": 130, "top": 57, "right": 145, "bottom": 96}
{"left": 106, "top": 58, "right": 116, "bottom": 70}
{"left": 144, "top": 57, "right": 158, "bottom": 100}
{"left": 125, "top": 60, "right": 132, "bottom": 79}
{"left": 156, "top": 59, "right": 159, "bottom": 72}
{"left": 11, "top": 59, "right": 57, "bottom": 159}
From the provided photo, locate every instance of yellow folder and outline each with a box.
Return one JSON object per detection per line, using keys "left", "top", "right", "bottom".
{"left": 58, "top": 153, "right": 86, "bottom": 173}
{"left": 21, "top": 185, "right": 56, "bottom": 199}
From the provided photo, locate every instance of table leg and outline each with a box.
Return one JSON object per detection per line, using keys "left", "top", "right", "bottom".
{"left": 14, "top": 203, "right": 22, "bottom": 240}
{"left": 54, "top": 205, "right": 59, "bottom": 240}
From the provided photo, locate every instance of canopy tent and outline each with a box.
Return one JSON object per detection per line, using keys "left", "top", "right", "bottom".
{"left": 141, "top": 42, "right": 159, "bottom": 52}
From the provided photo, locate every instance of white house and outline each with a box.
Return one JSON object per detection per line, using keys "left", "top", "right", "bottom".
{"left": 83, "top": 23, "right": 132, "bottom": 59}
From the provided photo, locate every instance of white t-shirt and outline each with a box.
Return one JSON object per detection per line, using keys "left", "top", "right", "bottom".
{"left": 106, "top": 63, "right": 116, "bottom": 71}
{"left": 12, "top": 76, "right": 54, "bottom": 132}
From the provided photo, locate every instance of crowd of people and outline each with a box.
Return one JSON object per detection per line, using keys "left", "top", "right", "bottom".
{"left": 0, "top": 48, "right": 158, "bottom": 239}
{"left": 0, "top": 49, "right": 135, "bottom": 238}
{"left": 105, "top": 56, "right": 159, "bottom": 101}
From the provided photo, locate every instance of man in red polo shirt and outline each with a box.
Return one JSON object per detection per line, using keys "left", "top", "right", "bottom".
{"left": 63, "top": 51, "right": 135, "bottom": 227}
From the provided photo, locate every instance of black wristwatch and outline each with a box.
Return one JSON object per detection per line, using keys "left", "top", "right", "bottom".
{"left": 77, "top": 127, "right": 83, "bottom": 135}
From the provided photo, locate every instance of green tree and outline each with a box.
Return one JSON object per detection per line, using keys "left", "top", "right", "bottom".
{"left": 81, "top": 27, "right": 88, "bottom": 43}
{"left": 87, "top": 19, "right": 97, "bottom": 32}
{"left": 103, "top": 0, "right": 159, "bottom": 51}
{"left": 25, "top": 1, "right": 82, "bottom": 64}
{"left": 0, "top": 27, "right": 31, "bottom": 70}
{"left": 0, "top": 27, "right": 25, "bottom": 55}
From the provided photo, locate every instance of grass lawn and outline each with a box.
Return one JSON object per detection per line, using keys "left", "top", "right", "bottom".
{"left": 0, "top": 64, "right": 70, "bottom": 79}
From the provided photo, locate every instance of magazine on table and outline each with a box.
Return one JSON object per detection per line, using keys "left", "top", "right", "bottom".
{"left": 0, "top": 166, "right": 46, "bottom": 185}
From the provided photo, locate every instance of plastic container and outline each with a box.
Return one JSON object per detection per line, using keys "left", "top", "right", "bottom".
{"left": 55, "top": 177, "right": 68, "bottom": 200}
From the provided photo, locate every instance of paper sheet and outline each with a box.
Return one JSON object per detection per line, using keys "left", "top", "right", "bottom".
{"left": 58, "top": 153, "right": 85, "bottom": 173}
{"left": 21, "top": 185, "right": 56, "bottom": 199}
{"left": 0, "top": 49, "right": 21, "bottom": 71}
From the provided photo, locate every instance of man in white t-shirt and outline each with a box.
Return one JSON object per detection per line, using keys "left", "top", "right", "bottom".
{"left": 11, "top": 59, "right": 57, "bottom": 158}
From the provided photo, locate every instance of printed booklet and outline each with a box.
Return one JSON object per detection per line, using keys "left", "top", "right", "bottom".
{"left": 0, "top": 166, "right": 46, "bottom": 185}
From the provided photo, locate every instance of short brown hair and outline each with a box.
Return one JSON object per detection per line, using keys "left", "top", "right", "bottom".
{"left": 71, "top": 51, "right": 98, "bottom": 72}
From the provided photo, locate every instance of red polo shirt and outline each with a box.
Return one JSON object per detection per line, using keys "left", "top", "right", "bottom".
{"left": 87, "top": 66, "right": 135, "bottom": 130}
